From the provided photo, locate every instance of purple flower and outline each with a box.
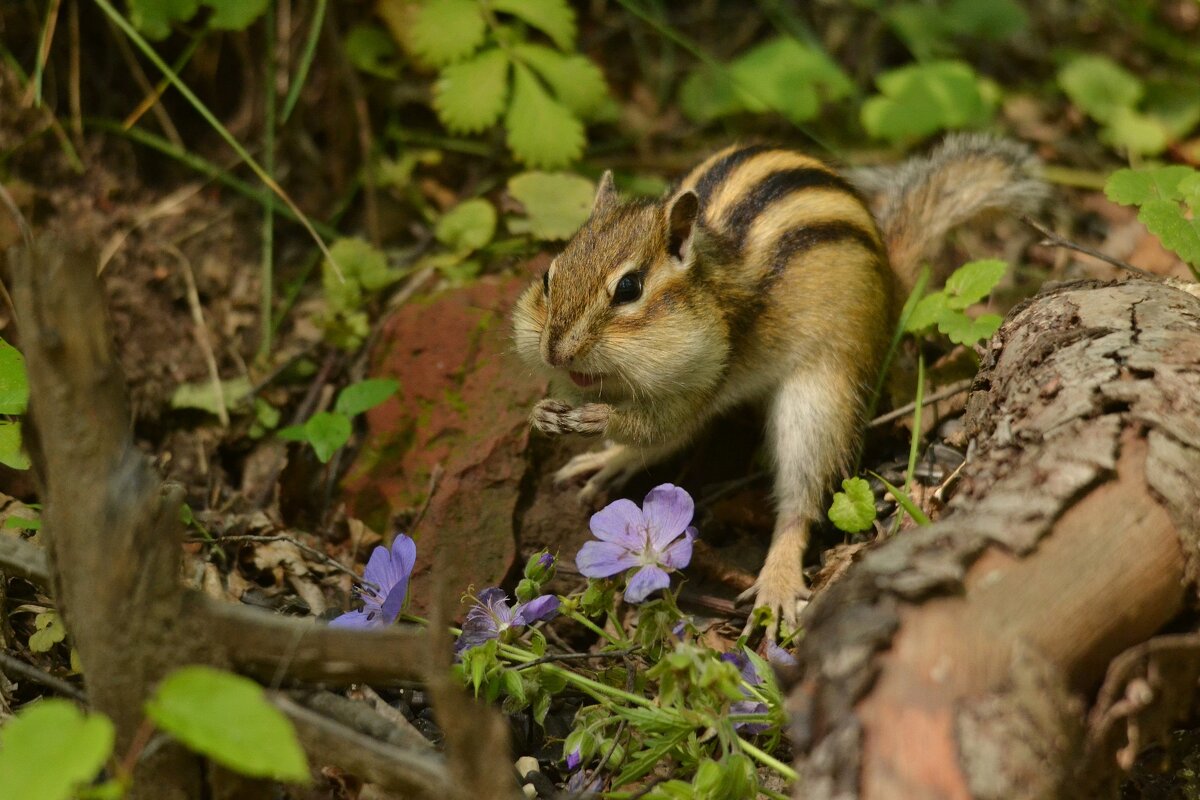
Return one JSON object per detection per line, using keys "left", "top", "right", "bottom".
{"left": 455, "top": 588, "right": 560, "bottom": 654}
{"left": 576, "top": 484, "right": 696, "bottom": 603}
{"left": 722, "top": 645, "right": 797, "bottom": 733}
{"left": 566, "top": 746, "right": 581, "bottom": 772}
{"left": 331, "top": 534, "right": 416, "bottom": 629}
{"left": 538, "top": 552, "right": 555, "bottom": 569}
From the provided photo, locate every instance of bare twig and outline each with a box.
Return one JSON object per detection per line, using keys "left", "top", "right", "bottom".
{"left": 868, "top": 379, "right": 973, "bottom": 429}
{"left": 1022, "top": 215, "right": 1155, "bottom": 278}
{"left": 171, "top": 245, "right": 230, "bottom": 426}
{"left": 192, "top": 533, "right": 360, "bottom": 583}
{"left": 0, "top": 535, "right": 50, "bottom": 585}
{"left": 0, "top": 652, "right": 86, "bottom": 702}
{"left": 513, "top": 648, "right": 639, "bottom": 671}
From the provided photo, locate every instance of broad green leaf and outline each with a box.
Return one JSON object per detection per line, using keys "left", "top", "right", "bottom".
{"left": 507, "top": 171, "right": 595, "bottom": 240}
{"left": 493, "top": 0, "right": 575, "bottom": 50}
{"left": 434, "top": 47, "right": 510, "bottom": 133}
{"left": 29, "top": 611, "right": 66, "bottom": 653}
{"left": 170, "top": 377, "right": 253, "bottom": 416}
{"left": 1139, "top": 200, "right": 1200, "bottom": 268}
{"left": 409, "top": 0, "right": 486, "bottom": 67}
{"left": 0, "top": 420, "right": 30, "bottom": 470}
{"left": 0, "top": 699, "right": 115, "bottom": 800}
{"left": 861, "top": 61, "right": 992, "bottom": 143}
{"left": 943, "top": 0, "right": 1028, "bottom": 39}
{"left": 1057, "top": 55, "right": 1142, "bottom": 124}
{"left": 3, "top": 515, "right": 41, "bottom": 531}
{"left": 904, "top": 292, "right": 950, "bottom": 332}
{"left": 147, "top": 666, "right": 309, "bottom": 782}
{"left": 1100, "top": 107, "right": 1168, "bottom": 156}
{"left": 1180, "top": 174, "right": 1200, "bottom": 208}
{"left": 204, "top": 0, "right": 270, "bottom": 30}
{"left": 944, "top": 259, "right": 1007, "bottom": 308}
{"left": 0, "top": 339, "right": 29, "bottom": 414}
{"left": 1144, "top": 80, "right": 1200, "bottom": 140}
{"left": 505, "top": 63, "right": 584, "bottom": 169}
{"left": 335, "top": 378, "right": 400, "bottom": 417}
{"left": 435, "top": 198, "right": 497, "bottom": 253}
{"left": 1105, "top": 166, "right": 1196, "bottom": 205}
{"left": 302, "top": 412, "right": 353, "bottom": 463}
{"left": 127, "top": 0, "right": 200, "bottom": 39}
{"left": 828, "top": 477, "right": 876, "bottom": 533}
{"left": 344, "top": 24, "right": 401, "bottom": 79}
{"left": 939, "top": 311, "right": 1003, "bottom": 346}
{"left": 514, "top": 45, "right": 608, "bottom": 119}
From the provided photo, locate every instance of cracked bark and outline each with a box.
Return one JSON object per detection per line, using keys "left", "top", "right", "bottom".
{"left": 787, "top": 278, "right": 1200, "bottom": 799}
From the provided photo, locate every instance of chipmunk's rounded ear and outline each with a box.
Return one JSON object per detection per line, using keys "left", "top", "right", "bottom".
{"left": 667, "top": 190, "right": 700, "bottom": 264}
{"left": 593, "top": 170, "right": 618, "bottom": 213}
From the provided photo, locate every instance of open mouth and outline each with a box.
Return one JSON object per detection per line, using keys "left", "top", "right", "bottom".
{"left": 568, "top": 371, "right": 600, "bottom": 388}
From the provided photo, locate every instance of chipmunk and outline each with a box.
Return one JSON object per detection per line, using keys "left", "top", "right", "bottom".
{"left": 512, "top": 134, "right": 1045, "bottom": 638}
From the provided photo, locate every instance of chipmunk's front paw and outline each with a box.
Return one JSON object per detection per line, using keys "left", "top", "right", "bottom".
{"left": 554, "top": 443, "right": 639, "bottom": 503}
{"left": 531, "top": 400, "right": 611, "bottom": 437}
{"left": 737, "top": 568, "right": 811, "bottom": 642}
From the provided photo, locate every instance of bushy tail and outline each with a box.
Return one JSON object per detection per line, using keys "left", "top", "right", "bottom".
{"left": 849, "top": 133, "right": 1048, "bottom": 292}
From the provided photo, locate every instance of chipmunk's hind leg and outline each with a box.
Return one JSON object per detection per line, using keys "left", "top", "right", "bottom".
{"left": 554, "top": 442, "right": 678, "bottom": 504}
{"left": 740, "top": 363, "right": 863, "bottom": 639}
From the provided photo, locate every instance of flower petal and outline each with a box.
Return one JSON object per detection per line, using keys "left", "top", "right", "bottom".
{"left": 576, "top": 541, "right": 640, "bottom": 578}
{"left": 380, "top": 576, "right": 409, "bottom": 624}
{"left": 362, "top": 543, "right": 402, "bottom": 600}
{"left": 454, "top": 626, "right": 496, "bottom": 654}
{"left": 477, "top": 587, "right": 509, "bottom": 607}
{"left": 566, "top": 747, "right": 581, "bottom": 772}
{"left": 588, "top": 499, "right": 645, "bottom": 546}
{"left": 623, "top": 564, "right": 670, "bottom": 603}
{"left": 329, "top": 609, "right": 377, "bottom": 629}
{"left": 390, "top": 534, "right": 417, "bottom": 578}
{"left": 660, "top": 530, "right": 694, "bottom": 570}
{"left": 641, "top": 484, "right": 694, "bottom": 549}
{"left": 514, "top": 594, "right": 560, "bottom": 625}
{"left": 767, "top": 642, "right": 798, "bottom": 668}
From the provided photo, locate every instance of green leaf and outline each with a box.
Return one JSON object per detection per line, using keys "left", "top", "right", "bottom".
{"left": 3, "top": 515, "right": 41, "bottom": 531}
{"left": 861, "top": 60, "right": 992, "bottom": 144}
{"left": 170, "top": 377, "right": 253, "bottom": 416}
{"left": 1144, "top": 80, "right": 1200, "bottom": 141}
{"left": 828, "top": 477, "right": 876, "bottom": 533}
{"left": 1057, "top": 55, "right": 1142, "bottom": 124}
{"left": 29, "top": 611, "right": 66, "bottom": 653}
{"left": 323, "top": 238, "right": 403, "bottom": 314}
{"left": 870, "top": 471, "right": 933, "bottom": 526}
{"left": 0, "top": 420, "right": 30, "bottom": 470}
{"left": 938, "top": 311, "right": 1003, "bottom": 346}
{"left": 505, "top": 63, "right": 585, "bottom": 169}
{"left": 302, "top": 412, "right": 353, "bottom": 463}
{"left": 1139, "top": 200, "right": 1200, "bottom": 268}
{"left": 507, "top": 171, "right": 595, "bottom": 240}
{"left": 493, "top": 0, "right": 575, "bottom": 50}
{"left": 0, "top": 339, "right": 29, "bottom": 414}
{"left": 943, "top": 0, "right": 1028, "bottom": 39}
{"left": 146, "top": 666, "right": 309, "bottom": 783}
{"left": 0, "top": 699, "right": 115, "bottom": 800}
{"left": 127, "top": 0, "right": 200, "bottom": 39}
{"left": 435, "top": 198, "right": 497, "bottom": 254}
{"left": 904, "top": 292, "right": 950, "bottom": 333}
{"left": 335, "top": 379, "right": 400, "bottom": 418}
{"left": 409, "top": 0, "right": 486, "bottom": 67}
{"left": 204, "top": 0, "right": 270, "bottom": 30}
{"left": 1105, "top": 166, "right": 1197, "bottom": 205}
{"left": 434, "top": 47, "right": 510, "bottom": 133}
{"left": 1100, "top": 107, "right": 1169, "bottom": 155}
{"left": 514, "top": 44, "right": 608, "bottom": 119}
{"left": 944, "top": 259, "right": 1007, "bottom": 309}
{"left": 344, "top": 24, "right": 401, "bottom": 80}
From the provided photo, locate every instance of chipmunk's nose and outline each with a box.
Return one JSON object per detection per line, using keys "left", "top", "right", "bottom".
{"left": 543, "top": 329, "right": 577, "bottom": 367}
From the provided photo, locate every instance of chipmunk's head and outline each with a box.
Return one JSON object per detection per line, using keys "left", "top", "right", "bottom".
{"left": 512, "top": 171, "right": 728, "bottom": 400}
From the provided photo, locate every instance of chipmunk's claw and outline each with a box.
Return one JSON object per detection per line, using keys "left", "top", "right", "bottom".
{"left": 531, "top": 400, "right": 610, "bottom": 437}
{"left": 737, "top": 571, "right": 811, "bottom": 642}
{"left": 553, "top": 443, "right": 639, "bottom": 504}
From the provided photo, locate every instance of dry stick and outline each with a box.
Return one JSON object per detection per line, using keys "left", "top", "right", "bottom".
{"left": 867, "top": 379, "right": 973, "bottom": 429}
{"left": 0, "top": 651, "right": 86, "bottom": 702}
{"left": 105, "top": 15, "right": 183, "bottom": 148}
{"left": 513, "top": 647, "right": 640, "bottom": 671}
{"left": 1021, "top": 215, "right": 1156, "bottom": 278}
{"left": 68, "top": 0, "right": 82, "bottom": 142}
{"left": 171, "top": 245, "right": 230, "bottom": 427}
{"left": 194, "top": 534, "right": 361, "bottom": 584}
{"left": 0, "top": 534, "right": 50, "bottom": 585}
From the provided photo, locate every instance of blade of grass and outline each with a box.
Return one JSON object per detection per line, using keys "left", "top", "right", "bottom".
{"left": 261, "top": 2, "right": 278, "bottom": 359}
{"left": 29, "top": 0, "right": 63, "bottom": 108}
{"left": 868, "top": 470, "right": 932, "bottom": 527}
{"left": 281, "top": 0, "right": 327, "bottom": 123}
{"left": 92, "top": 0, "right": 342, "bottom": 280}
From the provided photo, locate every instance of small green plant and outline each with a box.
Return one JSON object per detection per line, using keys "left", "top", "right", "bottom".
{"left": 0, "top": 699, "right": 117, "bottom": 800}
{"left": 904, "top": 258, "right": 1007, "bottom": 346}
{"left": 317, "top": 238, "right": 409, "bottom": 351}
{"left": 278, "top": 378, "right": 399, "bottom": 463}
{"left": 389, "top": 0, "right": 610, "bottom": 168}
{"left": 126, "top": 0, "right": 270, "bottom": 38}
{"left": 0, "top": 336, "right": 31, "bottom": 471}
{"left": 862, "top": 61, "right": 997, "bottom": 145}
{"left": 506, "top": 171, "right": 596, "bottom": 240}
{"left": 883, "top": 0, "right": 1028, "bottom": 61}
{"left": 1106, "top": 166, "right": 1200, "bottom": 280}
{"left": 828, "top": 476, "right": 877, "bottom": 534}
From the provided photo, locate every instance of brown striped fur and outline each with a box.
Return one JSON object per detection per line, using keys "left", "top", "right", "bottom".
{"left": 512, "top": 134, "right": 1044, "bottom": 637}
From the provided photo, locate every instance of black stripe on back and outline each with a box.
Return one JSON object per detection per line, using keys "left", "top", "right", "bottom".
{"left": 723, "top": 168, "right": 861, "bottom": 251}
{"left": 691, "top": 145, "right": 770, "bottom": 207}
{"left": 769, "top": 221, "right": 882, "bottom": 277}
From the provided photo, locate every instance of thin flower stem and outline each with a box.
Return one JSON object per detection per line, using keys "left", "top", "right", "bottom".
{"left": 498, "top": 643, "right": 658, "bottom": 711}
{"left": 605, "top": 607, "right": 631, "bottom": 645}
{"left": 738, "top": 736, "right": 798, "bottom": 781}
{"left": 568, "top": 610, "right": 623, "bottom": 646}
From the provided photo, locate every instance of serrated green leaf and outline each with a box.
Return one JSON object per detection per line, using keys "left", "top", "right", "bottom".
{"left": 1180, "top": 174, "right": 1200, "bottom": 209}
{"left": 435, "top": 198, "right": 497, "bottom": 253}
{"left": 204, "top": 0, "right": 270, "bottom": 30}
{"left": 862, "top": 60, "right": 992, "bottom": 144}
{"left": 505, "top": 63, "right": 584, "bottom": 169}
{"left": 409, "top": 0, "right": 486, "bottom": 67}
{"left": 170, "top": 377, "right": 253, "bottom": 416}
{"left": 507, "top": 171, "right": 595, "bottom": 240}
{"left": 938, "top": 311, "right": 1002, "bottom": 346}
{"left": 904, "top": 292, "right": 950, "bottom": 332}
{"left": 147, "top": 666, "right": 309, "bottom": 783}
{"left": 434, "top": 47, "right": 510, "bottom": 133}
{"left": 1105, "top": 166, "right": 1197, "bottom": 206}
{"left": 944, "top": 259, "right": 1006, "bottom": 308}
{"left": 323, "top": 238, "right": 403, "bottom": 314}
{"left": 303, "top": 412, "right": 353, "bottom": 463}
{"left": 828, "top": 477, "right": 876, "bottom": 533}
{"left": 1100, "top": 107, "right": 1169, "bottom": 156}
{"left": 1057, "top": 55, "right": 1142, "bottom": 124}
{"left": 29, "top": 611, "right": 66, "bottom": 653}
{"left": 127, "top": 0, "right": 200, "bottom": 39}
{"left": 493, "top": 0, "right": 575, "bottom": 50}
{"left": 514, "top": 44, "right": 608, "bottom": 119}
{"left": 344, "top": 24, "right": 401, "bottom": 79}
{"left": 1139, "top": 200, "right": 1200, "bottom": 268}
{"left": 0, "top": 699, "right": 115, "bottom": 800}
{"left": 335, "top": 379, "right": 399, "bottom": 417}
{"left": 0, "top": 420, "right": 30, "bottom": 470}
{"left": 0, "top": 339, "right": 29, "bottom": 414}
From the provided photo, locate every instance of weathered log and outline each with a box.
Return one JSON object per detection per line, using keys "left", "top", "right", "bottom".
{"left": 788, "top": 278, "right": 1200, "bottom": 799}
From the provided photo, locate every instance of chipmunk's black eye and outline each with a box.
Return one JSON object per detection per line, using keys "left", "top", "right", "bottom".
{"left": 542, "top": 270, "right": 550, "bottom": 294}
{"left": 612, "top": 272, "right": 642, "bottom": 305}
